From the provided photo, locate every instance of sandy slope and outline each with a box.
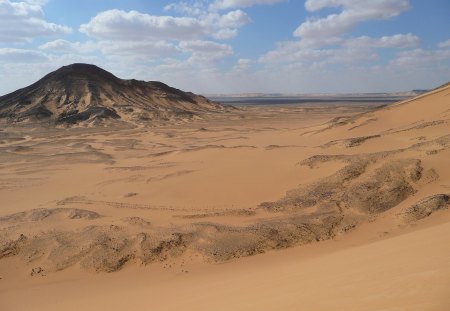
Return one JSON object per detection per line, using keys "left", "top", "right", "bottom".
{"left": 1, "top": 85, "right": 450, "bottom": 310}
{"left": 2, "top": 214, "right": 450, "bottom": 311}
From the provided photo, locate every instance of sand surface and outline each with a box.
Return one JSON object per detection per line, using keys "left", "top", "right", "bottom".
{"left": 2, "top": 215, "right": 450, "bottom": 311}
{"left": 1, "top": 85, "right": 450, "bottom": 310}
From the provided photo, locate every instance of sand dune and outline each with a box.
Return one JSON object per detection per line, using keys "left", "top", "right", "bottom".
{"left": 2, "top": 215, "right": 450, "bottom": 311}
{"left": 1, "top": 84, "right": 450, "bottom": 310}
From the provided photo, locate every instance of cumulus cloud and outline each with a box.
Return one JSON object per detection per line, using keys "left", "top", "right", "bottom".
{"left": 438, "top": 39, "right": 450, "bottom": 49}
{"left": 231, "top": 58, "right": 254, "bottom": 72}
{"left": 390, "top": 48, "right": 450, "bottom": 67}
{"left": 260, "top": 43, "right": 377, "bottom": 66}
{"left": 67, "top": 7, "right": 244, "bottom": 65}
{"left": 210, "top": 9, "right": 251, "bottom": 39}
{"left": 38, "top": 39, "right": 97, "bottom": 53}
{"left": 217, "top": 9, "right": 250, "bottom": 28}
{"left": 260, "top": 33, "right": 417, "bottom": 65}
{"left": 79, "top": 9, "right": 250, "bottom": 42}
{"left": 40, "top": 39, "right": 180, "bottom": 60}
{"left": 0, "top": 48, "right": 48, "bottom": 62}
{"left": 211, "top": 0, "right": 285, "bottom": 10}
{"left": 295, "top": 0, "right": 410, "bottom": 38}
{"left": 23, "top": 0, "right": 48, "bottom": 5}
{"left": 98, "top": 40, "right": 181, "bottom": 63}
{"left": 79, "top": 10, "right": 206, "bottom": 41}
{"left": 99, "top": 41, "right": 179, "bottom": 58}
{"left": 344, "top": 34, "right": 420, "bottom": 49}
{"left": 0, "top": 0, "right": 71, "bottom": 43}
{"left": 179, "top": 40, "right": 233, "bottom": 62}
{"left": 164, "top": 1, "right": 207, "bottom": 16}
{"left": 259, "top": 0, "right": 419, "bottom": 75}
{"left": 78, "top": 8, "right": 235, "bottom": 63}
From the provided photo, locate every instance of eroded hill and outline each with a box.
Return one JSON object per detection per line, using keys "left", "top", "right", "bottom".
{"left": 0, "top": 63, "right": 229, "bottom": 125}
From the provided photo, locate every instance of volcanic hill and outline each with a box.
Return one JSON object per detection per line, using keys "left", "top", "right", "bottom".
{"left": 0, "top": 63, "right": 228, "bottom": 125}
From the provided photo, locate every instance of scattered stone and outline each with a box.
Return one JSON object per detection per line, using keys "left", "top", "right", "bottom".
{"left": 31, "top": 267, "right": 45, "bottom": 276}
{"left": 124, "top": 192, "right": 138, "bottom": 198}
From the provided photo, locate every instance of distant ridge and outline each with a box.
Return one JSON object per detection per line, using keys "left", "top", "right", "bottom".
{"left": 433, "top": 81, "right": 450, "bottom": 90}
{"left": 0, "top": 63, "right": 230, "bottom": 125}
{"left": 206, "top": 90, "right": 427, "bottom": 98}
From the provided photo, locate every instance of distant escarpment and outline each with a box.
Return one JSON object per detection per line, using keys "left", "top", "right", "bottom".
{"left": 0, "top": 63, "right": 231, "bottom": 125}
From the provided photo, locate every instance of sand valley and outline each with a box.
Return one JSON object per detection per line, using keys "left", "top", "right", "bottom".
{"left": 1, "top": 75, "right": 450, "bottom": 310}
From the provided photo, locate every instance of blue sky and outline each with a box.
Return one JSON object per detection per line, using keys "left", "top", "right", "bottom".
{"left": 0, "top": 0, "right": 449, "bottom": 95}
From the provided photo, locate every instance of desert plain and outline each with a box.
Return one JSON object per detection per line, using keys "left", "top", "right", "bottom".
{"left": 1, "top": 84, "right": 450, "bottom": 310}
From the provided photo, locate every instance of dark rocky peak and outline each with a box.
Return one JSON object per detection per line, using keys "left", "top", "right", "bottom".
{"left": 0, "top": 63, "right": 230, "bottom": 126}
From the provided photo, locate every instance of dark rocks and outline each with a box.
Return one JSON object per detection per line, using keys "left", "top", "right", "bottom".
{"left": 402, "top": 194, "right": 450, "bottom": 222}
{"left": 0, "top": 234, "right": 27, "bottom": 259}
{"left": 57, "top": 107, "right": 120, "bottom": 124}
{"left": 0, "top": 63, "right": 229, "bottom": 125}
{"left": 30, "top": 267, "right": 45, "bottom": 276}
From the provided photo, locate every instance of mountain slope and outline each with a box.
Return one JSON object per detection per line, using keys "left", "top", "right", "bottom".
{"left": 0, "top": 63, "right": 228, "bottom": 125}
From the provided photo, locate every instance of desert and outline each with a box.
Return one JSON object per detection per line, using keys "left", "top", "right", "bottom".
{"left": 1, "top": 0, "right": 450, "bottom": 310}
{"left": 1, "top": 63, "right": 450, "bottom": 309}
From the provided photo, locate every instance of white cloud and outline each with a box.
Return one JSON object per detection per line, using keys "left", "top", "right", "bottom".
{"left": 0, "top": 0, "right": 71, "bottom": 43}
{"left": 79, "top": 9, "right": 250, "bottom": 42}
{"left": 38, "top": 39, "right": 97, "bottom": 53}
{"left": 208, "top": 9, "right": 251, "bottom": 39}
{"left": 438, "top": 39, "right": 450, "bottom": 49}
{"left": 211, "top": 0, "right": 285, "bottom": 10}
{"left": 164, "top": 1, "right": 207, "bottom": 16}
{"left": 23, "top": 0, "right": 48, "bottom": 5}
{"left": 260, "top": 0, "right": 418, "bottom": 74}
{"left": 257, "top": 0, "right": 421, "bottom": 80}
{"left": 39, "top": 38, "right": 181, "bottom": 60}
{"left": 73, "top": 8, "right": 243, "bottom": 66}
{"left": 79, "top": 9, "right": 206, "bottom": 41}
{"left": 344, "top": 33, "right": 420, "bottom": 49}
{"left": 259, "top": 41, "right": 325, "bottom": 63}
{"left": 99, "top": 41, "right": 179, "bottom": 58}
{"left": 260, "top": 42, "right": 378, "bottom": 66}
{"left": 231, "top": 58, "right": 254, "bottom": 72}
{"left": 295, "top": 0, "right": 410, "bottom": 39}
{"left": 0, "top": 48, "right": 48, "bottom": 62}
{"left": 212, "top": 28, "right": 238, "bottom": 40}
{"left": 218, "top": 9, "right": 250, "bottom": 28}
{"left": 260, "top": 34, "right": 419, "bottom": 66}
{"left": 179, "top": 40, "right": 233, "bottom": 62}
{"left": 390, "top": 48, "right": 450, "bottom": 67}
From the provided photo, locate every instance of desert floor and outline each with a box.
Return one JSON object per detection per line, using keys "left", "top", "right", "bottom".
{"left": 1, "top": 88, "right": 450, "bottom": 310}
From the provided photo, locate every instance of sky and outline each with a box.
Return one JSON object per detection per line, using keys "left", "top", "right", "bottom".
{"left": 0, "top": 0, "right": 449, "bottom": 95}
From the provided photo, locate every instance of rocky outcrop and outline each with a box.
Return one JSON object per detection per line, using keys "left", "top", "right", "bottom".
{"left": 0, "top": 63, "right": 230, "bottom": 125}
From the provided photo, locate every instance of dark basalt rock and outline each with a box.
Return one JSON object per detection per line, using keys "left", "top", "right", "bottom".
{"left": 57, "top": 106, "right": 120, "bottom": 124}
{"left": 0, "top": 63, "right": 230, "bottom": 125}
